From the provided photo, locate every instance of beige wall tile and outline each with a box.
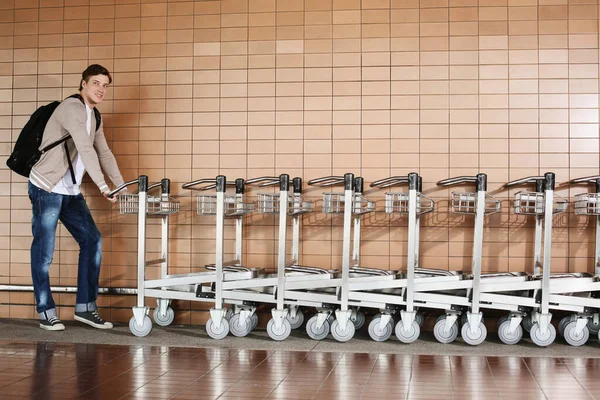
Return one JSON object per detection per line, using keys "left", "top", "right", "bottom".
{"left": 1, "top": 0, "right": 595, "bottom": 321}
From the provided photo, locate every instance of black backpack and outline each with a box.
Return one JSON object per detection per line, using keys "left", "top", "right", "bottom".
{"left": 6, "top": 94, "right": 101, "bottom": 184}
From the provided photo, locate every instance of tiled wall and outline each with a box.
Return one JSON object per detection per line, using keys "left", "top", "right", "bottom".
{"left": 1, "top": 0, "right": 600, "bottom": 324}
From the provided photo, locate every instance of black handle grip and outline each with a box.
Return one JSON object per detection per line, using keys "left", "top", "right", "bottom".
{"left": 216, "top": 175, "right": 226, "bottom": 193}
{"left": 476, "top": 174, "right": 487, "bottom": 192}
{"left": 161, "top": 178, "right": 170, "bottom": 195}
{"left": 138, "top": 175, "right": 148, "bottom": 193}
{"left": 408, "top": 172, "right": 418, "bottom": 191}
{"left": 544, "top": 172, "right": 555, "bottom": 191}
{"left": 344, "top": 173, "right": 354, "bottom": 191}
{"left": 354, "top": 177, "right": 364, "bottom": 194}
{"left": 535, "top": 179, "right": 544, "bottom": 193}
{"left": 596, "top": 179, "right": 600, "bottom": 194}
{"left": 293, "top": 177, "right": 302, "bottom": 194}
{"left": 279, "top": 174, "right": 289, "bottom": 191}
{"left": 417, "top": 176, "right": 422, "bottom": 192}
{"left": 235, "top": 178, "right": 245, "bottom": 194}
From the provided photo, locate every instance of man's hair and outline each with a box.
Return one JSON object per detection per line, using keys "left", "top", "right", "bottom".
{"left": 79, "top": 64, "right": 112, "bottom": 91}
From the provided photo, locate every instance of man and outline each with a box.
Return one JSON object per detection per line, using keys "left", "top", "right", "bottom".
{"left": 28, "top": 64, "right": 124, "bottom": 331}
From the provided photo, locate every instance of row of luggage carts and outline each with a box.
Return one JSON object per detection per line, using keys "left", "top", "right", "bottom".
{"left": 107, "top": 172, "right": 600, "bottom": 347}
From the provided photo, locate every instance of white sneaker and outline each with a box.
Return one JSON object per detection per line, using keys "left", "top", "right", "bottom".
{"left": 40, "top": 316, "right": 65, "bottom": 331}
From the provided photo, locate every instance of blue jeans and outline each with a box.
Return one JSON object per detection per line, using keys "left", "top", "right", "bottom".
{"left": 29, "top": 182, "right": 103, "bottom": 315}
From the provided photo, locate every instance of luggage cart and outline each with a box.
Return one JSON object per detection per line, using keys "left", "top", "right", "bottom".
{"left": 356, "top": 173, "right": 470, "bottom": 344}
{"left": 558, "top": 175, "right": 600, "bottom": 345}
{"left": 434, "top": 174, "right": 501, "bottom": 345}
{"left": 187, "top": 177, "right": 260, "bottom": 338}
{"left": 305, "top": 173, "right": 376, "bottom": 342}
{"left": 343, "top": 176, "right": 402, "bottom": 341}
{"left": 363, "top": 173, "right": 501, "bottom": 345}
{"left": 467, "top": 173, "right": 596, "bottom": 347}
{"left": 346, "top": 176, "right": 399, "bottom": 333}
{"left": 475, "top": 173, "right": 600, "bottom": 347}
{"left": 275, "top": 173, "right": 399, "bottom": 342}
{"left": 376, "top": 174, "right": 486, "bottom": 345}
{"left": 501, "top": 173, "right": 566, "bottom": 346}
{"left": 109, "top": 176, "right": 181, "bottom": 337}
{"left": 215, "top": 174, "right": 338, "bottom": 341}
{"left": 251, "top": 175, "right": 317, "bottom": 333}
{"left": 371, "top": 173, "right": 436, "bottom": 342}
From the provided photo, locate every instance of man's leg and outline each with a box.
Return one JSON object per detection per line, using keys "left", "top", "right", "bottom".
{"left": 59, "top": 193, "right": 112, "bottom": 329}
{"left": 29, "top": 182, "right": 65, "bottom": 331}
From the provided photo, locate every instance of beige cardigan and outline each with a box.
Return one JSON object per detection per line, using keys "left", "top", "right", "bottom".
{"left": 29, "top": 96, "right": 124, "bottom": 193}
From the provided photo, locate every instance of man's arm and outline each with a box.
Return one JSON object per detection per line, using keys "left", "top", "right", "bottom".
{"left": 93, "top": 121, "right": 125, "bottom": 188}
{"left": 59, "top": 102, "right": 109, "bottom": 193}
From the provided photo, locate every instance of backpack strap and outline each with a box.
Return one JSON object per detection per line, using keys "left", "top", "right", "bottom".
{"left": 40, "top": 134, "right": 71, "bottom": 154}
{"left": 69, "top": 94, "right": 102, "bottom": 132}
{"left": 64, "top": 141, "right": 77, "bottom": 185}
{"left": 93, "top": 107, "right": 101, "bottom": 132}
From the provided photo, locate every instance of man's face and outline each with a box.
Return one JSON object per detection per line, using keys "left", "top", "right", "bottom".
{"left": 81, "top": 74, "right": 110, "bottom": 105}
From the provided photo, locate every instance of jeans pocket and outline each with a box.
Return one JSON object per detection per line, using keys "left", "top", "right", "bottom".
{"left": 28, "top": 183, "right": 35, "bottom": 203}
{"left": 28, "top": 184, "right": 45, "bottom": 215}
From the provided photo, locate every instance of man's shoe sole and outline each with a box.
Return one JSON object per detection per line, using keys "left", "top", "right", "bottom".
{"left": 74, "top": 315, "right": 113, "bottom": 329}
{"left": 40, "top": 323, "right": 65, "bottom": 331}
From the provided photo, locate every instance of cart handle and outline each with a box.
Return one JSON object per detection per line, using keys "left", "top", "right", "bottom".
{"left": 437, "top": 176, "right": 477, "bottom": 186}
{"left": 505, "top": 172, "right": 556, "bottom": 191}
{"left": 370, "top": 176, "right": 409, "bottom": 188}
{"left": 570, "top": 175, "right": 600, "bottom": 184}
{"left": 309, "top": 174, "right": 355, "bottom": 190}
{"left": 147, "top": 182, "right": 162, "bottom": 191}
{"left": 108, "top": 178, "right": 143, "bottom": 198}
{"left": 245, "top": 176, "right": 280, "bottom": 187}
{"left": 439, "top": 174, "right": 488, "bottom": 191}
{"left": 182, "top": 178, "right": 235, "bottom": 191}
{"left": 503, "top": 176, "right": 545, "bottom": 188}
{"left": 307, "top": 176, "right": 344, "bottom": 187}
{"left": 570, "top": 175, "right": 600, "bottom": 193}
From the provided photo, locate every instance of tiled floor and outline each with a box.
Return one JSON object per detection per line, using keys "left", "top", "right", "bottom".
{"left": 0, "top": 340, "right": 598, "bottom": 400}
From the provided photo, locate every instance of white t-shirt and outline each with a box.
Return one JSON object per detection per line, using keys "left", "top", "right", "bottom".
{"left": 48, "top": 104, "right": 93, "bottom": 195}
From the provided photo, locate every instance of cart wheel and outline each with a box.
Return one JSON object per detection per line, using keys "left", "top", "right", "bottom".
{"left": 129, "top": 315, "right": 152, "bottom": 337}
{"left": 395, "top": 320, "right": 420, "bottom": 344}
{"left": 433, "top": 316, "right": 459, "bottom": 344}
{"left": 330, "top": 319, "right": 355, "bottom": 342}
{"left": 351, "top": 311, "right": 366, "bottom": 330}
{"left": 367, "top": 316, "right": 393, "bottom": 342}
{"left": 496, "top": 315, "right": 509, "bottom": 331}
{"left": 327, "top": 314, "right": 335, "bottom": 326}
{"left": 225, "top": 308, "right": 234, "bottom": 321}
{"left": 229, "top": 313, "right": 251, "bottom": 337}
{"left": 558, "top": 315, "right": 573, "bottom": 337}
{"left": 522, "top": 314, "right": 534, "bottom": 333}
{"left": 461, "top": 322, "right": 487, "bottom": 346}
{"left": 153, "top": 307, "right": 174, "bottom": 327}
{"left": 306, "top": 315, "right": 330, "bottom": 340}
{"left": 266, "top": 318, "right": 291, "bottom": 341}
{"left": 530, "top": 323, "right": 556, "bottom": 347}
{"left": 588, "top": 318, "right": 600, "bottom": 336}
{"left": 563, "top": 321, "right": 589, "bottom": 347}
{"left": 206, "top": 317, "right": 229, "bottom": 340}
{"left": 498, "top": 319, "right": 523, "bottom": 345}
{"left": 287, "top": 309, "right": 305, "bottom": 330}
{"left": 415, "top": 312, "right": 425, "bottom": 328}
{"left": 250, "top": 313, "right": 259, "bottom": 331}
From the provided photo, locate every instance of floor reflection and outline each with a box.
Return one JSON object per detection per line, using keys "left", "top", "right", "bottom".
{"left": 0, "top": 340, "right": 597, "bottom": 399}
